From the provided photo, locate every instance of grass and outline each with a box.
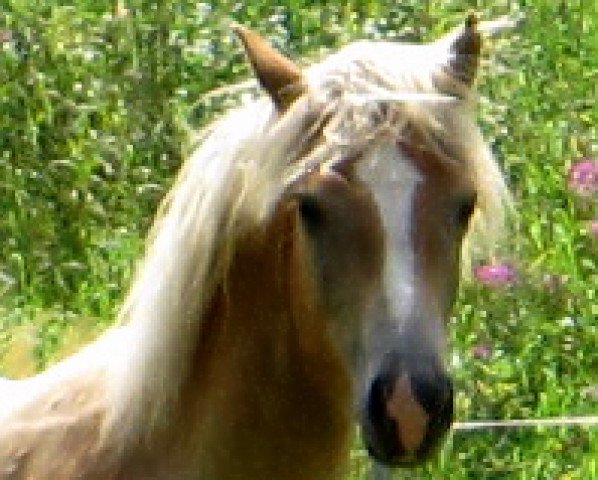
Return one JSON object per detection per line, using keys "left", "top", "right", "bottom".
{"left": 1, "top": 1, "right": 596, "bottom": 478}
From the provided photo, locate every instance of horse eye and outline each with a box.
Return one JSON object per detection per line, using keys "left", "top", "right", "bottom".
{"left": 455, "top": 194, "right": 476, "bottom": 228}
{"left": 297, "top": 194, "right": 324, "bottom": 231}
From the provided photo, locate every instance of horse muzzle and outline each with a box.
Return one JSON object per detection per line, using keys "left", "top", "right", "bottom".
{"left": 361, "top": 351, "right": 454, "bottom": 467}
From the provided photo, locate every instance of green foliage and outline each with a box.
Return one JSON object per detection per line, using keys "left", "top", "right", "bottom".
{"left": 0, "top": 1, "right": 188, "bottom": 309}
{"left": 1, "top": 0, "right": 596, "bottom": 478}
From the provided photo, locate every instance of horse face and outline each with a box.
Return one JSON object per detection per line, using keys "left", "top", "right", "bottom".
{"left": 236, "top": 17, "right": 486, "bottom": 469}
{"left": 290, "top": 145, "right": 474, "bottom": 467}
{"left": 354, "top": 140, "right": 476, "bottom": 466}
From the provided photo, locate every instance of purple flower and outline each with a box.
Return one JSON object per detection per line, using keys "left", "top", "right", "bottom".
{"left": 475, "top": 263, "right": 516, "bottom": 287}
{"left": 471, "top": 344, "right": 492, "bottom": 360}
{"left": 590, "top": 220, "right": 598, "bottom": 237}
{"left": 568, "top": 159, "right": 597, "bottom": 196}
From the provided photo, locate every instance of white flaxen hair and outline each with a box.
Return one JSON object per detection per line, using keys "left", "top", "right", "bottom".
{"left": 106, "top": 29, "right": 509, "bottom": 442}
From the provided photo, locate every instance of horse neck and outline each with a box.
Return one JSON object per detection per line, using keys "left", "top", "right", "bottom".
{"left": 171, "top": 205, "right": 354, "bottom": 478}
{"left": 192, "top": 202, "right": 351, "bottom": 403}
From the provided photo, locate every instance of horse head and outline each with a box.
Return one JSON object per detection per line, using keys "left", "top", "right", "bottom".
{"left": 234, "top": 13, "right": 498, "bottom": 468}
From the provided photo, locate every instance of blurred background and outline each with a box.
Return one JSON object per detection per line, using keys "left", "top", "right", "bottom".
{"left": 0, "top": 1, "right": 596, "bottom": 478}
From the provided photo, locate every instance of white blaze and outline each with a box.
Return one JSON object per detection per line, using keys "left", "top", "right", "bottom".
{"left": 357, "top": 142, "right": 422, "bottom": 327}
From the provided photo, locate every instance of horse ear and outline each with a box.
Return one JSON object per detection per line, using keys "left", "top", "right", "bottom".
{"left": 436, "top": 12, "right": 482, "bottom": 94}
{"left": 233, "top": 25, "right": 305, "bottom": 111}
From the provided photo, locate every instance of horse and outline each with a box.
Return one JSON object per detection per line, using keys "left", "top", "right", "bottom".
{"left": 0, "top": 13, "right": 510, "bottom": 480}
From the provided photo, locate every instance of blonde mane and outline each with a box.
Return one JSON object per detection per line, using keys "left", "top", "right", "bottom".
{"left": 107, "top": 37, "right": 508, "bottom": 441}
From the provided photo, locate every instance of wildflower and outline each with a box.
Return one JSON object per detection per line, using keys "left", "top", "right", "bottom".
{"left": 568, "top": 159, "right": 597, "bottom": 196}
{"left": 474, "top": 263, "right": 516, "bottom": 287}
{"left": 580, "top": 220, "right": 598, "bottom": 240}
{"left": 0, "top": 30, "right": 12, "bottom": 43}
{"left": 471, "top": 344, "right": 492, "bottom": 360}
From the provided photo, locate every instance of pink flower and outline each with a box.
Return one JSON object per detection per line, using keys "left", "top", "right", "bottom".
{"left": 475, "top": 263, "right": 516, "bottom": 287}
{"left": 568, "top": 159, "right": 597, "bottom": 196}
{"left": 471, "top": 344, "right": 492, "bottom": 360}
{"left": 591, "top": 220, "right": 598, "bottom": 237}
{"left": 0, "top": 30, "right": 13, "bottom": 43}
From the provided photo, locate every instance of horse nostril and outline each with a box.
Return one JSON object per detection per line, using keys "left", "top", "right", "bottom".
{"left": 362, "top": 361, "right": 454, "bottom": 467}
{"left": 362, "top": 373, "right": 402, "bottom": 465}
{"left": 410, "top": 371, "right": 454, "bottom": 460}
{"left": 410, "top": 369, "right": 454, "bottom": 415}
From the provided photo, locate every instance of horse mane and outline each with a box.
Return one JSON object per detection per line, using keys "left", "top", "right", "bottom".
{"left": 107, "top": 37, "right": 508, "bottom": 441}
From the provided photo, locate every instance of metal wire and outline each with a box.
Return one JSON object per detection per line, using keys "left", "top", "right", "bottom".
{"left": 368, "top": 416, "right": 598, "bottom": 479}
{"left": 453, "top": 416, "right": 598, "bottom": 431}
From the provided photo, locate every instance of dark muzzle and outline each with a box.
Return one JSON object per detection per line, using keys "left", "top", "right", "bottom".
{"left": 361, "top": 351, "right": 454, "bottom": 467}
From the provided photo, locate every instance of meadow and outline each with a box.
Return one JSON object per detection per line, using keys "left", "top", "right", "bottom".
{"left": 0, "top": 1, "right": 596, "bottom": 478}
